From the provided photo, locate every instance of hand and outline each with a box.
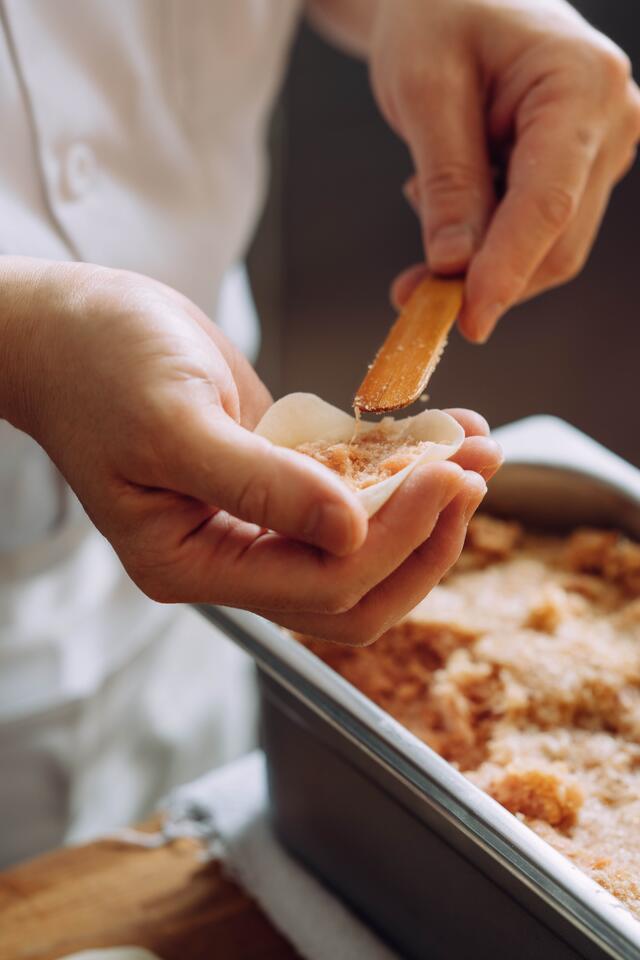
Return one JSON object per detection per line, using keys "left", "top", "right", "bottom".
{"left": 368, "top": 0, "right": 640, "bottom": 341}
{"left": 259, "top": 409, "right": 502, "bottom": 644}
{"left": 1, "top": 258, "right": 501, "bottom": 644}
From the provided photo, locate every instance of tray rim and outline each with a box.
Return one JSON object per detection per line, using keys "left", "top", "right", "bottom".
{"left": 196, "top": 417, "right": 640, "bottom": 959}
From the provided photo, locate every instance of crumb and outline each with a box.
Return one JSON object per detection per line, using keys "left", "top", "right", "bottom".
{"left": 296, "top": 516, "right": 640, "bottom": 920}
{"left": 296, "top": 425, "right": 431, "bottom": 490}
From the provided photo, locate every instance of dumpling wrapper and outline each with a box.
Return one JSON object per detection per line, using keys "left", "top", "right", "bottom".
{"left": 255, "top": 393, "right": 464, "bottom": 517}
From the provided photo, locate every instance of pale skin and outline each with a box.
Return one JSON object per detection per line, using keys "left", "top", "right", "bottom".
{"left": 310, "top": 0, "right": 640, "bottom": 340}
{"left": 0, "top": 258, "right": 499, "bottom": 646}
{"left": 2, "top": 0, "right": 638, "bottom": 645}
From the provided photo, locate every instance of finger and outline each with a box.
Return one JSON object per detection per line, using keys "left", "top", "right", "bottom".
{"left": 128, "top": 279, "right": 273, "bottom": 429}
{"left": 268, "top": 472, "right": 487, "bottom": 645}
{"left": 403, "top": 173, "right": 420, "bottom": 215}
{"left": 460, "top": 105, "right": 601, "bottom": 342}
{"left": 520, "top": 124, "right": 639, "bottom": 302}
{"left": 163, "top": 460, "right": 465, "bottom": 612}
{"left": 398, "top": 62, "right": 494, "bottom": 274}
{"left": 158, "top": 406, "right": 369, "bottom": 557}
{"left": 390, "top": 263, "right": 428, "bottom": 311}
{"left": 190, "top": 311, "right": 272, "bottom": 429}
{"left": 449, "top": 436, "right": 503, "bottom": 481}
{"left": 444, "top": 408, "right": 490, "bottom": 438}
{"left": 520, "top": 169, "right": 612, "bottom": 303}
{"left": 207, "top": 325, "right": 273, "bottom": 429}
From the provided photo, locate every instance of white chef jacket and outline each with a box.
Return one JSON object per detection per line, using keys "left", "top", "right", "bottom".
{"left": 0, "top": 0, "right": 300, "bottom": 866}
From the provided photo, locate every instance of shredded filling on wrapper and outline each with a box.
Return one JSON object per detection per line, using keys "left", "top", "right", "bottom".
{"left": 296, "top": 422, "right": 432, "bottom": 491}
{"left": 254, "top": 393, "right": 464, "bottom": 517}
{"left": 297, "top": 517, "right": 640, "bottom": 921}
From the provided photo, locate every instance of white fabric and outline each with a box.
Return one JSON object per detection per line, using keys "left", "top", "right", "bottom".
{"left": 165, "top": 751, "right": 399, "bottom": 960}
{"left": 0, "top": 0, "right": 300, "bottom": 866}
{"left": 0, "top": 605, "right": 258, "bottom": 866}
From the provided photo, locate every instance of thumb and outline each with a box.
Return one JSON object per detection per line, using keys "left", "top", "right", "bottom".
{"left": 161, "top": 406, "right": 369, "bottom": 557}
{"left": 400, "top": 63, "right": 494, "bottom": 274}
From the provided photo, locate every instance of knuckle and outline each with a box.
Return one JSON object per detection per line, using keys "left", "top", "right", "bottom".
{"left": 535, "top": 184, "right": 578, "bottom": 232}
{"left": 544, "top": 245, "right": 587, "bottom": 283}
{"left": 345, "top": 630, "right": 381, "bottom": 649}
{"left": 322, "top": 590, "right": 360, "bottom": 616}
{"left": 124, "top": 542, "right": 183, "bottom": 604}
{"left": 573, "top": 123, "right": 598, "bottom": 152}
{"left": 598, "top": 46, "right": 632, "bottom": 94}
{"left": 236, "top": 476, "right": 271, "bottom": 527}
{"left": 419, "top": 161, "right": 480, "bottom": 204}
{"left": 128, "top": 563, "right": 176, "bottom": 604}
{"left": 338, "top": 603, "right": 392, "bottom": 648}
{"left": 314, "top": 567, "right": 365, "bottom": 614}
{"left": 397, "top": 62, "right": 434, "bottom": 104}
{"left": 627, "top": 93, "right": 640, "bottom": 138}
{"left": 144, "top": 583, "right": 178, "bottom": 604}
{"left": 334, "top": 618, "right": 383, "bottom": 648}
{"left": 618, "top": 145, "right": 638, "bottom": 180}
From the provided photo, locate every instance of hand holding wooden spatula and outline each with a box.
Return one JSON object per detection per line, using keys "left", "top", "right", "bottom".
{"left": 354, "top": 274, "right": 464, "bottom": 415}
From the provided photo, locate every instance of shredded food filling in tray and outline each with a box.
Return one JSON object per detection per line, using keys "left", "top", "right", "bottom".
{"left": 296, "top": 423, "right": 430, "bottom": 490}
{"left": 299, "top": 516, "right": 640, "bottom": 919}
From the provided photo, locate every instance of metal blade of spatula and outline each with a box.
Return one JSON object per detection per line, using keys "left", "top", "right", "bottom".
{"left": 354, "top": 274, "right": 464, "bottom": 414}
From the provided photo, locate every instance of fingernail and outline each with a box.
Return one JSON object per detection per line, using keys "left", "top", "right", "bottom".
{"left": 429, "top": 224, "right": 475, "bottom": 272}
{"left": 475, "top": 441, "right": 505, "bottom": 481}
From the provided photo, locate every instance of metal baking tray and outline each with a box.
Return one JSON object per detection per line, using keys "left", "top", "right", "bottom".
{"left": 198, "top": 416, "right": 640, "bottom": 960}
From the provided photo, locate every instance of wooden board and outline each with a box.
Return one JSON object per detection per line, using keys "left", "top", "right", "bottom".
{"left": 0, "top": 818, "right": 299, "bottom": 960}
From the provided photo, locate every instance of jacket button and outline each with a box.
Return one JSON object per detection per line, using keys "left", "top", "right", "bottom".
{"left": 62, "top": 143, "right": 98, "bottom": 201}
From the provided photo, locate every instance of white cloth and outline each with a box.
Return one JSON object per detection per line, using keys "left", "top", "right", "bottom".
{"left": 0, "top": 0, "right": 300, "bottom": 865}
{"left": 164, "top": 751, "right": 399, "bottom": 960}
{"left": 0, "top": 605, "right": 258, "bottom": 866}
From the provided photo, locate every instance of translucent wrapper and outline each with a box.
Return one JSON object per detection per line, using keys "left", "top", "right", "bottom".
{"left": 255, "top": 393, "right": 465, "bottom": 517}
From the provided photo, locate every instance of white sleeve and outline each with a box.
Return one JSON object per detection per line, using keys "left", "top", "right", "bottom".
{"left": 216, "top": 263, "right": 261, "bottom": 363}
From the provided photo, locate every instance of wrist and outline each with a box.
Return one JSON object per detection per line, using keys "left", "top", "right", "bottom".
{"left": 0, "top": 256, "right": 48, "bottom": 434}
{"left": 0, "top": 256, "right": 87, "bottom": 438}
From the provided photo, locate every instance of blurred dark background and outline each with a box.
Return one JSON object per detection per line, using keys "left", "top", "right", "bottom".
{"left": 249, "top": 0, "right": 639, "bottom": 465}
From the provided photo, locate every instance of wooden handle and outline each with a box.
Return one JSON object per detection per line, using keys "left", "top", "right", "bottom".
{"left": 354, "top": 275, "right": 464, "bottom": 414}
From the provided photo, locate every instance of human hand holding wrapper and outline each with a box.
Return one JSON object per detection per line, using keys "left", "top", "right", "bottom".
{"left": 255, "top": 393, "right": 464, "bottom": 517}
{"left": 354, "top": 274, "right": 464, "bottom": 414}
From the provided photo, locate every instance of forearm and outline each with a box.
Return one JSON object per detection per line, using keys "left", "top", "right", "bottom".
{"left": 0, "top": 256, "right": 48, "bottom": 433}
{"left": 0, "top": 256, "right": 100, "bottom": 438}
{"left": 305, "top": 0, "right": 379, "bottom": 58}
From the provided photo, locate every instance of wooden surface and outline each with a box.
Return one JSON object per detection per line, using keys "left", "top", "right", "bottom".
{"left": 354, "top": 274, "right": 464, "bottom": 413}
{"left": 0, "top": 818, "right": 299, "bottom": 960}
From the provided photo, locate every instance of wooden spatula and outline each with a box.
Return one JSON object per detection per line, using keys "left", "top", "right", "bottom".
{"left": 354, "top": 274, "right": 464, "bottom": 414}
